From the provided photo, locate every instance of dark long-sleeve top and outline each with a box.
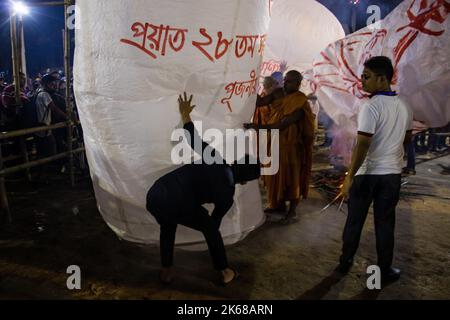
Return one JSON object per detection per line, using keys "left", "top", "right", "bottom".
{"left": 148, "top": 121, "right": 235, "bottom": 223}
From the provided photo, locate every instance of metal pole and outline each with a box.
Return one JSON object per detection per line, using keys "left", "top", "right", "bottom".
{"left": 351, "top": 4, "right": 357, "bottom": 34}
{"left": 64, "top": 0, "right": 75, "bottom": 187}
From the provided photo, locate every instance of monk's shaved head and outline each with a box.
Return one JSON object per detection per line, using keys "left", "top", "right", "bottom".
{"left": 286, "top": 70, "right": 303, "bottom": 83}
{"left": 284, "top": 70, "right": 303, "bottom": 94}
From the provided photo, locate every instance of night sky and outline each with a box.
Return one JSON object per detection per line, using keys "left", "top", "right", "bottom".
{"left": 0, "top": 0, "right": 403, "bottom": 81}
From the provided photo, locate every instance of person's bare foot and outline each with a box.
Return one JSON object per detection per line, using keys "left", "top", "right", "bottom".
{"left": 221, "top": 267, "right": 239, "bottom": 285}
{"left": 159, "top": 267, "right": 173, "bottom": 284}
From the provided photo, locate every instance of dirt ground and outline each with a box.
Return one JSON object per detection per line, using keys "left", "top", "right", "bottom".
{"left": 0, "top": 148, "right": 449, "bottom": 300}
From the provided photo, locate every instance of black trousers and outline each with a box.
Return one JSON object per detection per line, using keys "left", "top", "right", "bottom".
{"left": 340, "top": 174, "right": 401, "bottom": 272}
{"left": 147, "top": 186, "right": 228, "bottom": 271}
{"left": 35, "top": 134, "right": 57, "bottom": 158}
{"left": 159, "top": 207, "right": 228, "bottom": 270}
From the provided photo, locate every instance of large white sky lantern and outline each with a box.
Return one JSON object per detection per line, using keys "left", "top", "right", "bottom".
{"left": 74, "top": 0, "right": 270, "bottom": 246}
{"left": 262, "top": 0, "right": 345, "bottom": 81}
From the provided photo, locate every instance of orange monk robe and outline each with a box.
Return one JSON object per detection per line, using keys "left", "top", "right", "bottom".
{"left": 265, "top": 91, "right": 315, "bottom": 208}
{"left": 252, "top": 91, "right": 272, "bottom": 127}
{"left": 253, "top": 93, "right": 283, "bottom": 186}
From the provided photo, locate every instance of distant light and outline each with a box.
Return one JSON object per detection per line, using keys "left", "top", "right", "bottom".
{"left": 349, "top": 0, "right": 361, "bottom": 5}
{"left": 11, "top": 1, "right": 30, "bottom": 16}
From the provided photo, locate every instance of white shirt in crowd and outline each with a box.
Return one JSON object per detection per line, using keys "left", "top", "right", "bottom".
{"left": 35, "top": 89, "right": 53, "bottom": 137}
{"left": 356, "top": 94, "right": 413, "bottom": 176}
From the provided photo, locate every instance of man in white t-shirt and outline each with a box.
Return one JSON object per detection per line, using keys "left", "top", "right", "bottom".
{"left": 337, "top": 56, "right": 413, "bottom": 284}
{"left": 34, "top": 74, "right": 68, "bottom": 180}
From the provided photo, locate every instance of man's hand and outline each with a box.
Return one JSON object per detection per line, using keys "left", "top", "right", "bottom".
{"left": 178, "top": 92, "right": 196, "bottom": 124}
{"left": 279, "top": 60, "right": 288, "bottom": 74}
{"left": 341, "top": 134, "right": 372, "bottom": 200}
{"left": 178, "top": 92, "right": 195, "bottom": 115}
{"left": 341, "top": 174, "right": 353, "bottom": 200}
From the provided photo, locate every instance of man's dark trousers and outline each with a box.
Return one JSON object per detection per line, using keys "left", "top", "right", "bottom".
{"left": 147, "top": 183, "right": 228, "bottom": 271}
{"left": 340, "top": 174, "right": 401, "bottom": 272}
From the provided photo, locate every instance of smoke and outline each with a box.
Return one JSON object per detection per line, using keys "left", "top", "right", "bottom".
{"left": 329, "top": 113, "right": 358, "bottom": 169}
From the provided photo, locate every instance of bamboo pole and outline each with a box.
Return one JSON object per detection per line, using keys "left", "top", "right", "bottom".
{"left": 17, "top": 16, "right": 23, "bottom": 74}
{"left": 9, "top": 12, "right": 21, "bottom": 107}
{"left": 434, "top": 132, "right": 450, "bottom": 136}
{"left": 16, "top": 13, "right": 32, "bottom": 180}
{"left": 2, "top": 10, "right": 21, "bottom": 221}
{"left": 19, "top": 137, "right": 32, "bottom": 181}
{"left": 64, "top": 0, "right": 75, "bottom": 187}
{"left": 0, "top": 147, "right": 85, "bottom": 176}
{"left": 0, "top": 122, "right": 69, "bottom": 140}
{"left": 0, "top": 143, "right": 11, "bottom": 223}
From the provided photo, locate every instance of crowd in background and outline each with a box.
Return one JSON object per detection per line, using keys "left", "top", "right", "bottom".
{"left": 0, "top": 69, "right": 83, "bottom": 182}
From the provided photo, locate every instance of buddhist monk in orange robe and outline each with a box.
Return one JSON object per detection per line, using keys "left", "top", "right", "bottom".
{"left": 253, "top": 75, "right": 283, "bottom": 186}
{"left": 245, "top": 70, "right": 315, "bottom": 223}
{"left": 253, "top": 76, "right": 276, "bottom": 127}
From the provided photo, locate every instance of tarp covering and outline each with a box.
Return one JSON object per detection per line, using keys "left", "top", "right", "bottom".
{"left": 74, "top": 0, "right": 271, "bottom": 245}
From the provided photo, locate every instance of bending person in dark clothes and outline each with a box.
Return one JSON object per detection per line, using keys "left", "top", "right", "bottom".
{"left": 146, "top": 92, "right": 260, "bottom": 285}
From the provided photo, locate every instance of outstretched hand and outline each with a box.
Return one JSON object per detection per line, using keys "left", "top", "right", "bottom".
{"left": 178, "top": 92, "right": 196, "bottom": 124}
{"left": 279, "top": 60, "right": 288, "bottom": 74}
{"left": 178, "top": 92, "right": 196, "bottom": 116}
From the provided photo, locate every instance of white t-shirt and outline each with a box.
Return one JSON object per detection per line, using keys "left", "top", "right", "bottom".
{"left": 35, "top": 89, "right": 53, "bottom": 137}
{"left": 356, "top": 94, "right": 413, "bottom": 176}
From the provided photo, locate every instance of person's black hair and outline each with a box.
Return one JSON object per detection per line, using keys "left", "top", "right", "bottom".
{"left": 231, "top": 154, "right": 260, "bottom": 183}
{"left": 364, "top": 56, "right": 394, "bottom": 82}
{"left": 41, "top": 73, "right": 58, "bottom": 85}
